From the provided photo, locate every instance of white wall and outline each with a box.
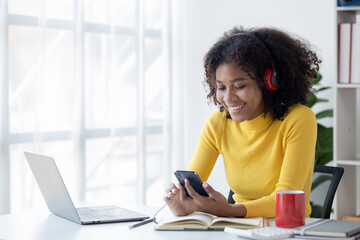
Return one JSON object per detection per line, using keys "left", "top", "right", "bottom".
{"left": 179, "top": 0, "right": 337, "bottom": 196}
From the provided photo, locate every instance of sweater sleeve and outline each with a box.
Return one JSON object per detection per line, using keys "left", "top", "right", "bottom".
{"left": 187, "top": 111, "right": 223, "bottom": 182}
{"left": 243, "top": 106, "right": 317, "bottom": 218}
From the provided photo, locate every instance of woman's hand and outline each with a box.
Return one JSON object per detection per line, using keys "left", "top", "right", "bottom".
{"left": 164, "top": 179, "right": 247, "bottom": 217}
{"left": 164, "top": 182, "right": 195, "bottom": 216}
{"left": 184, "top": 179, "right": 232, "bottom": 216}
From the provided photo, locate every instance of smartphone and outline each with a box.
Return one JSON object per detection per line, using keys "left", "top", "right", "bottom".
{"left": 174, "top": 170, "right": 209, "bottom": 197}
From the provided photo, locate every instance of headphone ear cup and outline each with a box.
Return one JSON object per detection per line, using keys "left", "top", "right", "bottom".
{"left": 264, "top": 68, "right": 278, "bottom": 91}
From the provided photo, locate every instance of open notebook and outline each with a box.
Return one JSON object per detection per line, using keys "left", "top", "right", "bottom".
{"left": 155, "top": 212, "right": 265, "bottom": 230}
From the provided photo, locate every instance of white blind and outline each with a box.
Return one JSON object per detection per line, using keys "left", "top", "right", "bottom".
{"left": 0, "top": 0, "right": 173, "bottom": 214}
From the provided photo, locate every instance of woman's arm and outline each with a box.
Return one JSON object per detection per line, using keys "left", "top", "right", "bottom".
{"left": 164, "top": 111, "right": 224, "bottom": 216}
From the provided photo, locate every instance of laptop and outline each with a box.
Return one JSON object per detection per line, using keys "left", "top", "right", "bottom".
{"left": 24, "top": 151, "right": 149, "bottom": 225}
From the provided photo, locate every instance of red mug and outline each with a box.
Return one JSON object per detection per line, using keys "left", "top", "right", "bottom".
{"left": 275, "top": 190, "right": 305, "bottom": 228}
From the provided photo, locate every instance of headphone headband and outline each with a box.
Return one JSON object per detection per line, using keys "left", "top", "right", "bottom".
{"left": 229, "top": 32, "right": 279, "bottom": 91}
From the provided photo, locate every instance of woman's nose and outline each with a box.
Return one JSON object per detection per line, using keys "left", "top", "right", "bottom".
{"left": 224, "top": 89, "right": 237, "bottom": 102}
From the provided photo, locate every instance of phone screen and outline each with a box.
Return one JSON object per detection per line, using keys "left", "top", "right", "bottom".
{"left": 174, "top": 170, "right": 209, "bottom": 197}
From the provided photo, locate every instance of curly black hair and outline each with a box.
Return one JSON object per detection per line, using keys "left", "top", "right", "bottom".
{"left": 203, "top": 26, "right": 321, "bottom": 120}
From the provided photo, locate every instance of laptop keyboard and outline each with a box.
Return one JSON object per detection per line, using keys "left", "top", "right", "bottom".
{"left": 78, "top": 209, "right": 112, "bottom": 220}
{"left": 77, "top": 206, "right": 145, "bottom": 221}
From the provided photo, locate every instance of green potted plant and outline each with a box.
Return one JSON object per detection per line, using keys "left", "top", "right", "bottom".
{"left": 306, "top": 73, "right": 334, "bottom": 218}
{"left": 307, "top": 73, "right": 333, "bottom": 166}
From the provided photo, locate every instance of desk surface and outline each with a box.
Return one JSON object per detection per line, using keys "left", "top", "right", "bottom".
{"left": 0, "top": 204, "right": 316, "bottom": 240}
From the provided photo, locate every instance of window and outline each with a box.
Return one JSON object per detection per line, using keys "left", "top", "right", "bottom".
{"left": 0, "top": 0, "right": 172, "bottom": 213}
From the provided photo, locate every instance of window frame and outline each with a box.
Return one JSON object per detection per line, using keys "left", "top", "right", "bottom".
{"left": 0, "top": 0, "right": 172, "bottom": 214}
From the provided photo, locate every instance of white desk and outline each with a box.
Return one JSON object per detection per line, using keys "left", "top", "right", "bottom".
{"left": 0, "top": 204, "right": 238, "bottom": 240}
{"left": 0, "top": 204, "right": 317, "bottom": 240}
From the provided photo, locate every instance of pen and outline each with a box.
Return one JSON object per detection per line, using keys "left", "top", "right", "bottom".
{"left": 128, "top": 218, "right": 154, "bottom": 229}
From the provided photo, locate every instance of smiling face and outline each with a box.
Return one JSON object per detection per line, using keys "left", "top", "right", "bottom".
{"left": 215, "top": 62, "right": 265, "bottom": 123}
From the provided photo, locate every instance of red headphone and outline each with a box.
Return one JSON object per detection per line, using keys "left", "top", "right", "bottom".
{"left": 230, "top": 33, "right": 279, "bottom": 91}
{"left": 263, "top": 51, "right": 278, "bottom": 91}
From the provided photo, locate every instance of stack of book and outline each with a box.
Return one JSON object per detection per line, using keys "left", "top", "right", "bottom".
{"left": 294, "top": 219, "right": 360, "bottom": 239}
{"left": 338, "top": 22, "right": 360, "bottom": 84}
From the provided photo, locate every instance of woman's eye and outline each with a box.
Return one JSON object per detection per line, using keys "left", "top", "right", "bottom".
{"left": 235, "top": 85, "right": 246, "bottom": 89}
{"left": 217, "top": 86, "right": 225, "bottom": 91}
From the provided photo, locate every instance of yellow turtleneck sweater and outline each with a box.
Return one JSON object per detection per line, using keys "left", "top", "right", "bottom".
{"left": 187, "top": 105, "right": 317, "bottom": 218}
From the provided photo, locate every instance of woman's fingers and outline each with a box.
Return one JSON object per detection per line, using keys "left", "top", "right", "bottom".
{"left": 202, "top": 182, "right": 220, "bottom": 198}
{"left": 165, "top": 183, "right": 179, "bottom": 198}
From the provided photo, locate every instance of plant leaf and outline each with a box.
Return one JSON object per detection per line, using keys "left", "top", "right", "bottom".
{"left": 316, "top": 98, "right": 329, "bottom": 103}
{"left": 307, "top": 94, "right": 329, "bottom": 109}
{"left": 315, "top": 124, "right": 333, "bottom": 165}
{"left": 313, "top": 73, "right": 322, "bottom": 85}
{"left": 316, "top": 110, "right": 333, "bottom": 119}
{"left": 316, "top": 152, "right": 333, "bottom": 165}
{"left": 316, "top": 86, "right": 331, "bottom": 92}
{"left": 307, "top": 94, "right": 317, "bottom": 108}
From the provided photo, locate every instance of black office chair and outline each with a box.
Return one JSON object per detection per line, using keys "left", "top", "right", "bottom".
{"left": 309, "top": 165, "right": 344, "bottom": 219}
{"left": 227, "top": 165, "right": 344, "bottom": 219}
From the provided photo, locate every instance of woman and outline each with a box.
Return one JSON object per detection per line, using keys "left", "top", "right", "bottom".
{"left": 164, "top": 26, "right": 320, "bottom": 218}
